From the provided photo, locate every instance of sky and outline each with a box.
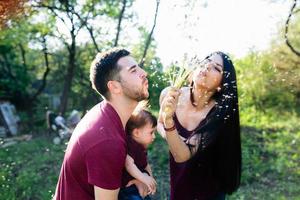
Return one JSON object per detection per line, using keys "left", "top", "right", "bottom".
{"left": 133, "top": 0, "right": 291, "bottom": 66}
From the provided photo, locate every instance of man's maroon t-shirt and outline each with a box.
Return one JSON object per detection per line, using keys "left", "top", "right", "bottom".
{"left": 121, "top": 136, "right": 148, "bottom": 187}
{"left": 54, "top": 101, "right": 127, "bottom": 200}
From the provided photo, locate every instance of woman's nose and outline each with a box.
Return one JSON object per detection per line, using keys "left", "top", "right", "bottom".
{"left": 205, "top": 63, "right": 212, "bottom": 70}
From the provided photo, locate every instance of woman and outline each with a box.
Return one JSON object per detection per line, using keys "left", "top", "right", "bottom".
{"left": 158, "top": 52, "right": 241, "bottom": 200}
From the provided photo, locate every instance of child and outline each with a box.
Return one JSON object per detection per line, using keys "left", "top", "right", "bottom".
{"left": 118, "top": 108, "right": 157, "bottom": 200}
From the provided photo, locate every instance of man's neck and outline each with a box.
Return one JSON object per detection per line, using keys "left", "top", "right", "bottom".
{"left": 107, "top": 97, "right": 138, "bottom": 128}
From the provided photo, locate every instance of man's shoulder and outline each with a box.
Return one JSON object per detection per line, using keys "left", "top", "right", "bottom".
{"left": 78, "top": 102, "right": 116, "bottom": 131}
{"left": 77, "top": 125, "right": 125, "bottom": 150}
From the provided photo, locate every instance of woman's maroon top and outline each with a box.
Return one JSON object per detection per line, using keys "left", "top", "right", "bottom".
{"left": 169, "top": 112, "right": 223, "bottom": 200}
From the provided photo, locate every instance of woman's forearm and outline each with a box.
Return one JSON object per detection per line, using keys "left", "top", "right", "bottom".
{"left": 160, "top": 121, "right": 191, "bottom": 163}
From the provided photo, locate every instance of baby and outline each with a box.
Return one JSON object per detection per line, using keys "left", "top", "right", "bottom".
{"left": 118, "top": 108, "right": 157, "bottom": 200}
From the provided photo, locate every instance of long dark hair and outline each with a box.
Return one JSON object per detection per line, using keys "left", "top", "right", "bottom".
{"left": 189, "top": 52, "right": 241, "bottom": 194}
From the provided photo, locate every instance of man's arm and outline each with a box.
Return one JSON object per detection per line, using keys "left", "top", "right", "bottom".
{"left": 94, "top": 186, "right": 119, "bottom": 200}
{"left": 85, "top": 139, "right": 125, "bottom": 199}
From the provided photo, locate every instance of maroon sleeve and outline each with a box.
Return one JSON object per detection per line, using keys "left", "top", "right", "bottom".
{"left": 85, "top": 140, "right": 126, "bottom": 190}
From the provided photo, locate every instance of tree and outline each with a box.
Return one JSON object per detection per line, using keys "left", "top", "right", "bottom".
{"left": 0, "top": 18, "right": 52, "bottom": 104}
{"left": 139, "top": 0, "right": 160, "bottom": 68}
{"left": 284, "top": 0, "right": 300, "bottom": 56}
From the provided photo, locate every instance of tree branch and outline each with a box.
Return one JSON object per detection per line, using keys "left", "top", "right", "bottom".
{"left": 30, "top": 36, "right": 50, "bottom": 101}
{"left": 70, "top": 5, "right": 100, "bottom": 52}
{"left": 139, "top": 0, "right": 160, "bottom": 67}
{"left": 114, "top": 0, "right": 127, "bottom": 47}
{"left": 18, "top": 43, "right": 27, "bottom": 74}
{"left": 284, "top": 0, "right": 300, "bottom": 56}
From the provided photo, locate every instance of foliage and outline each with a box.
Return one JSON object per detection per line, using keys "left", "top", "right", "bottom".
{"left": 0, "top": 137, "right": 66, "bottom": 200}
{"left": 0, "top": 1, "right": 300, "bottom": 200}
{"left": 228, "top": 107, "right": 300, "bottom": 199}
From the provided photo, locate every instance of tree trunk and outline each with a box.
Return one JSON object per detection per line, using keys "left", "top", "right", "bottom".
{"left": 59, "top": 34, "right": 76, "bottom": 115}
{"left": 30, "top": 36, "right": 51, "bottom": 102}
{"left": 139, "top": 0, "right": 160, "bottom": 67}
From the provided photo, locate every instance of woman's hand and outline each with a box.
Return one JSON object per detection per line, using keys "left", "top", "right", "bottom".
{"left": 159, "top": 87, "right": 181, "bottom": 124}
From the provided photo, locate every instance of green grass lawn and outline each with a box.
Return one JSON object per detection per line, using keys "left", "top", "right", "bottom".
{"left": 1, "top": 108, "right": 299, "bottom": 199}
{"left": 0, "top": 136, "right": 65, "bottom": 199}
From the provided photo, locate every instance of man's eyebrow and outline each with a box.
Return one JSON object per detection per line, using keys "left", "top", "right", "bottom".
{"left": 127, "top": 65, "right": 137, "bottom": 71}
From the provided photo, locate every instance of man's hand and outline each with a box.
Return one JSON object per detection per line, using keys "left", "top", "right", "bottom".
{"left": 140, "top": 174, "right": 157, "bottom": 195}
{"left": 126, "top": 178, "right": 149, "bottom": 198}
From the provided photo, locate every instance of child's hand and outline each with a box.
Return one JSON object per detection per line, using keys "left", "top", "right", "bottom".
{"left": 140, "top": 174, "right": 157, "bottom": 195}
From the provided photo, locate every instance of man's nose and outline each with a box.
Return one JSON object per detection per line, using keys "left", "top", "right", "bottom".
{"left": 139, "top": 68, "right": 148, "bottom": 79}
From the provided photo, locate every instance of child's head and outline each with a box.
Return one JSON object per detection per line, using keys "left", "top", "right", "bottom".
{"left": 126, "top": 109, "right": 157, "bottom": 148}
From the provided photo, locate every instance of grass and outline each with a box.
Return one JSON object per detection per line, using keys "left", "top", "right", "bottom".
{"left": 0, "top": 107, "right": 300, "bottom": 199}
{"left": 0, "top": 135, "right": 66, "bottom": 200}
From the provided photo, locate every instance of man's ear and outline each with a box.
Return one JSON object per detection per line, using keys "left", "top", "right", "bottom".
{"left": 107, "top": 80, "right": 122, "bottom": 95}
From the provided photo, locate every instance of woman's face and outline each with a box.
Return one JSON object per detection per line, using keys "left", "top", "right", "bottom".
{"left": 193, "top": 53, "right": 224, "bottom": 91}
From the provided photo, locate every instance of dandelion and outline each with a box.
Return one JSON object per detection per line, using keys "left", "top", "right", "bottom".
{"left": 163, "top": 55, "right": 200, "bottom": 115}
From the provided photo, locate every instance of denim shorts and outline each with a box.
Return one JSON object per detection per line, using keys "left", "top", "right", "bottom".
{"left": 118, "top": 185, "right": 151, "bottom": 200}
{"left": 211, "top": 192, "right": 226, "bottom": 200}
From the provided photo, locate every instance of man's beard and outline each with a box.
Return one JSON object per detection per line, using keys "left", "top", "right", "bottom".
{"left": 120, "top": 80, "right": 149, "bottom": 102}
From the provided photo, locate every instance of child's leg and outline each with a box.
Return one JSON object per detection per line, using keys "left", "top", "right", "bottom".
{"left": 143, "top": 195, "right": 152, "bottom": 200}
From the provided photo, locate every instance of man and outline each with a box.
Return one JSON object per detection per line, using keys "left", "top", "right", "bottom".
{"left": 54, "top": 48, "right": 149, "bottom": 200}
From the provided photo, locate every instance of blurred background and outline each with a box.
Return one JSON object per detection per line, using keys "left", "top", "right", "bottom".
{"left": 0, "top": 0, "right": 299, "bottom": 199}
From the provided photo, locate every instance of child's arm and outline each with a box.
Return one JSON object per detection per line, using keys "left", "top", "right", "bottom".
{"left": 125, "top": 155, "right": 156, "bottom": 194}
{"left": 144, "top": 164, "right": 156, "bottom": 195}
{"left": 145, "top": 164, "right": 153, "bottom": 177}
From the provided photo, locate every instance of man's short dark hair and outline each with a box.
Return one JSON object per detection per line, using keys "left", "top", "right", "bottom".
{"left": 90, "top": 48, "right": 130, "bottom": 99}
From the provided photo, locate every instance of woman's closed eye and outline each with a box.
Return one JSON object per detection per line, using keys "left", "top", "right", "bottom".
{"left": 214, "top": 66, "right": 222, "bottom": 73}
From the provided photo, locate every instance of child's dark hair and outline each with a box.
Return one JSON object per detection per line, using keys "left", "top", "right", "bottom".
{"left": 126, "top": 110, "right": 157, "bottom": 135}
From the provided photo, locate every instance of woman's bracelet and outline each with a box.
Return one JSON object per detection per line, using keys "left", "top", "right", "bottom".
{"left": 163, "top": 123, "right": 176, "bottom": 132}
